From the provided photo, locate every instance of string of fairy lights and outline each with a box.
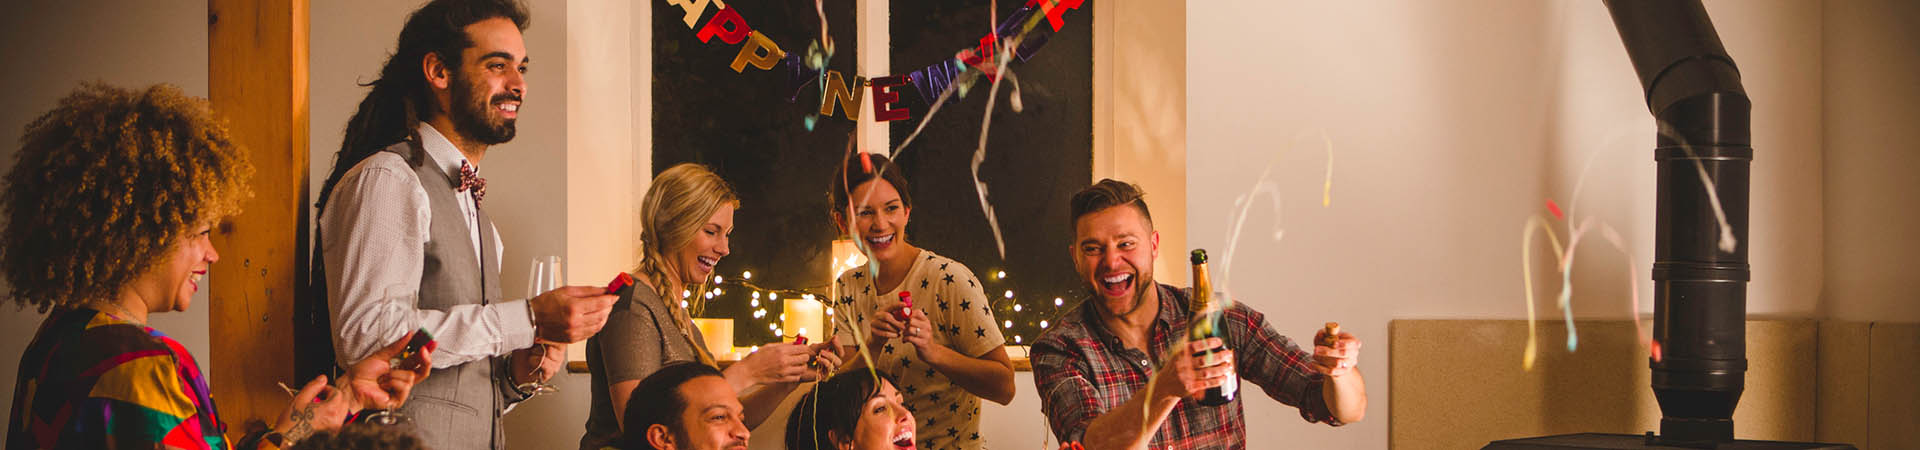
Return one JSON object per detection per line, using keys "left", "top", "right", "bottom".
{"left": 681, "top": 266, "right": 1083, "bottom": 348}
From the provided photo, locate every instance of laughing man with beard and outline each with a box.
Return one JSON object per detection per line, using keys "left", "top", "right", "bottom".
{"left": 312, "top": 1, "right": 617, "bottom": 448}
{"left": 1030, "top": 179, "right": 1367, "bottom": 450}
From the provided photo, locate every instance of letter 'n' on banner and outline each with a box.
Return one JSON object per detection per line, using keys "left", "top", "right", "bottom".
{"left": 820, "top": 70, "right": 865, "bottom": 120}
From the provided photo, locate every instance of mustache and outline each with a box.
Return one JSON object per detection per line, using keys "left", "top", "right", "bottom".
{"left": 490, "top": 93, "right": 523, "bottom": 104}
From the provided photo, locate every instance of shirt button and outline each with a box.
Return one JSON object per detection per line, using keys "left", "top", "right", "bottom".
{"left": 1139, "top": 360, "right": 1150, "bottom": 366}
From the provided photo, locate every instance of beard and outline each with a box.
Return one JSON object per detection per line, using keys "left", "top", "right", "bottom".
{"left": 448, "top": 70, "right": 518, "bottom": 145}
{"left": 1092, "top": 266, "right": 1156, "bottom": 318}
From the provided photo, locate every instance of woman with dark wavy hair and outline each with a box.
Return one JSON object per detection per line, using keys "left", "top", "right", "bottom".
{"left": 2, "top": 83, "right": 431, "bottom": 449}
{"left": 786, "top": 372, "right": 916, "bottom": 450}
{"left": 826, "top": 151, "right": 1013, "bottom": 450}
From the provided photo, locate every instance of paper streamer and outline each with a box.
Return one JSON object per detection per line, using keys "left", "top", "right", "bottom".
{"left": 1519, "top": 209, "right": 1653, "bottom": 369}
{"left": 782, "top": 53, "right": 825, "bottom": 102}
{"left": 730, "top": 30, "right": 786, "bottom": 72}
{"left": 813, "top": 0, "right": 833, "bottom": 57}
{"left": 1026, "top": 0, "right": 1086, "bottom": 32}
{"left": 1520, "top": 215, "right": 1565, "bottom": 371}
{"left": 1216, "top": 131, "right": 1333, "bottom": 294}
{"left": 1656, "top": 122, "right": 1739, "bottom": 254}
{"left": 997, "top": 5, "right": 1053, "bottom": 62}
{"left": 1593, "top": 222, "right": 1652, "bottom": 360}
{"left": 961, "top": 34, "right": 1003, "bottom": 81}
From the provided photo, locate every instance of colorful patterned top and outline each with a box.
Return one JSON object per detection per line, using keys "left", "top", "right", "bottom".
{"left": 7, "top": 307, "right": 266, "bottom": 450}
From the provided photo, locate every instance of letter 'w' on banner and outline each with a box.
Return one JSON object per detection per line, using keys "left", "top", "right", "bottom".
{"left": 820, "top": 70, "right": 866, "bottom": 120}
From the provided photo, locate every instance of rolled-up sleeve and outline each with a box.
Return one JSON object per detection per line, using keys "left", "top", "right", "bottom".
{"left": 1032, "top": 334, "right": 1100, "bottom": 443}
{"left": 321, "top": 154, "right": 534, "bottom": 369}
{"left": 1227, "top": 304, "right": 1339, "bottom": 425}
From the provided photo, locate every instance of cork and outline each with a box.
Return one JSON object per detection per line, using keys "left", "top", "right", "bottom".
{"left": 1320, "top": 322, "right": 1341, "bottom": 347}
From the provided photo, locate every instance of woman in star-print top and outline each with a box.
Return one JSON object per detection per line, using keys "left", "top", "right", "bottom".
{"left": 828, "top": 151, "right": 1015, "bottom": 450}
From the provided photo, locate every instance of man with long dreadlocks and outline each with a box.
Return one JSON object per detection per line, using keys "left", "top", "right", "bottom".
{"left": 310, "top": 1, "right": 617, "bottom": 448}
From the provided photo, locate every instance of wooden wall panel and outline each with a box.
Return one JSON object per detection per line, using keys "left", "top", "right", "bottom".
{"left": 207, "top": 0, "right": 309, "bottom": 427}
{"left": 1817, "top": 322, "right": 1871, "bottom": 446}
{"left": 1867, "top": 323, "right": 1920, "bottom": 449}
{"left": 1389, "top": 319, "right": 1821, "bottom": 449}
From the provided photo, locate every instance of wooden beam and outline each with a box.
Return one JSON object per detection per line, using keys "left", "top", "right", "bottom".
{"left": 207, "top": 0, "right": 309, "bottom": 427}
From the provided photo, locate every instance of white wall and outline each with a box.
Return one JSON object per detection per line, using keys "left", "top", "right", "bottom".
{"left": 0, "top": 0, "right": 213, "bottom": 424}
{"left": 1821, "top": 0, "right": 1920, "bottom": 323}
{"left": 1189, "top": 0, "right": 1826, "bottom": 447}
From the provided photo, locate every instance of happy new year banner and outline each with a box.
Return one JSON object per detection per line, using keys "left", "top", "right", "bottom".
{"left": 661, "top": 0, "right": 1087, "bottom": 125}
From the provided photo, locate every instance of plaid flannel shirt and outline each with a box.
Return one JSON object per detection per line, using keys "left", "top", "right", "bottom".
{"left": 1031, "top": 283, "right": 1340, "bottom": 449}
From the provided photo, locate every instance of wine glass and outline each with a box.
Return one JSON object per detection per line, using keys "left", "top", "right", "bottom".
{"left": 519, "top": 256, "right": 562, "bottom": 396}
{"left": 358, "top": 287, "right": 422, "bottom": 425}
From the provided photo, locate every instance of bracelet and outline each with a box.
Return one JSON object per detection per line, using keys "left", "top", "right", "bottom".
{"left": 525, "top": 299, "right": 538, "bottom": 338}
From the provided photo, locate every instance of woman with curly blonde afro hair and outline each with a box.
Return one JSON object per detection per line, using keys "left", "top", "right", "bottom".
{"left": 2, "top": 83, "right": 434, "bottom": 449}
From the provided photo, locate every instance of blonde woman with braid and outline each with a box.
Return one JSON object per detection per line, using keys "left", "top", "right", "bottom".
{"left": 581, "top": 163, "right": 842, "bottom": 450}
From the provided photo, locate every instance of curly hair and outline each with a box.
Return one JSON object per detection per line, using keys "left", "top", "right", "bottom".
{"left": 0, "top": 83, "right": 253, "bottom": 312}
{"left": 287, "top": 423, "right": 426, "bottom": 450}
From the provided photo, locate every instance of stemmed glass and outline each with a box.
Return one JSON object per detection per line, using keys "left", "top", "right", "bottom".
{"left": 357, "top": 286, "right": 424, "bottom": 425}
{"left": 519, "top": 256, "right": 563, "bottom": 396}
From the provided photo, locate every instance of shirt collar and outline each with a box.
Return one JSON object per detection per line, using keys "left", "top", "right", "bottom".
{"left": 415, "top": 122, "right": 472, "bottom": 182}
{"left": 1077, "top": 283, "right": 1189, "bottom": 347}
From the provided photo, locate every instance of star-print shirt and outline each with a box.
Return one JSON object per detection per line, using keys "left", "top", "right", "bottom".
{"left": 8, "top": 308, "right": 282, "bottom": 450}
{"left": 833, "top": 250, "right": 1005, "bottom": 450}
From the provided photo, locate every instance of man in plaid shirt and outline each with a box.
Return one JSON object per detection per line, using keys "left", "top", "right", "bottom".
{"left": 1032, "top": 179, "right": 1367, "bottom": 449}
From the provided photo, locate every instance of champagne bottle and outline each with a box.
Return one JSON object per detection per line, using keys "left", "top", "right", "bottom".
{"left": 1190, "top": 249, "right": 1237, "bottom": 406}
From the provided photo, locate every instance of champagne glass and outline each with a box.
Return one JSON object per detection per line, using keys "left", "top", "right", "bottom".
{"left": 358, "top": 286, "right": 422, "bottom": 425}
{"left": 519, "top": 256, "right": 562, "bottom": 396}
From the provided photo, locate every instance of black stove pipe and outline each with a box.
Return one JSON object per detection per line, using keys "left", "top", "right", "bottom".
{"left": 1604, "top": 0, "right": 1752, "bottom": 446}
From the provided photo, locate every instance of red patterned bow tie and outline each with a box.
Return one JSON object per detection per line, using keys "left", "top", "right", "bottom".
{"left": 457, "top": 160, "right": 487, "bottom": 205}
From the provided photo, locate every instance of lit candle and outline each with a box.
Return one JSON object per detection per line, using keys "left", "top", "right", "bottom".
{"left": 830, "top": 239, "right": 867, "bottom": 280}
{"left": 784, "top": 298, "right": 825, "bottom": 341}
{"left": 691, "top": 318, "right": 734, "bottom": 358}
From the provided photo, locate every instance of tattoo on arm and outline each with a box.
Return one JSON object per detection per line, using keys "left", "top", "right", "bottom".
{"left": 284, "top": 404, "right": 318, "bottom": 442}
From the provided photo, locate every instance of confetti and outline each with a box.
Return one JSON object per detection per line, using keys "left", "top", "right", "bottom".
{"left": 1520, "top": 215, "right": 1565, "bottom": 370}
{"left": 1657, "top": 122, "right": 1739, "bottom": 254}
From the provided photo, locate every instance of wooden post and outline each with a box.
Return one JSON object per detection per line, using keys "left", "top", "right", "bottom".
{"left": 207, "top": 0, "right": 308, "bottom": 427}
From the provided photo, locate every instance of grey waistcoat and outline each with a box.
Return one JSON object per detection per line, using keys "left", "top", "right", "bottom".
{"left": 384, "top": 140, "right": 514, "bottom": 450}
